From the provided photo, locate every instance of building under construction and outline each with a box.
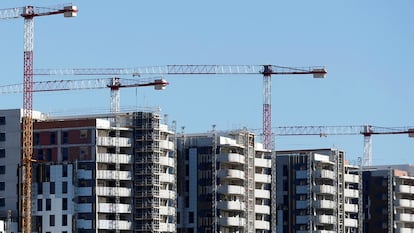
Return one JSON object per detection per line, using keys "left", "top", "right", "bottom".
{"left": 275, "top": 149, "right": 360, "bottom": 233}
{"left": 176, "top": 130, "right": 272, "bottom": 233}
{"left": 0, "top": 108, "right": 176, "bottom": 233}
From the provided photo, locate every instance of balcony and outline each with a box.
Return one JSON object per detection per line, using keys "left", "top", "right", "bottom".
{"left": 159, "top": 140, "right": 174, "bottom": 150}
{"left": 97, "top": 153, "right": 132, "bottom": 164}
{"left": 344, "top": 189, "right": 359, "bottom": 198}
{"left": 396, "top": 213, "right": 414, "bottom": 222}
{"left": 395, "top": 199, "right": 414, "bottom": 208}
{"left": 96, "top": 187, "right": 132, "bottom": 197}
{"left": 77, "top": 203, "right": 92, "bottom": 213}
{"left": 314, "top": 170, "right": 335, "bottom": 180}
{"left": 313, "top": 200, "right": 335, "bottom": 209}
{"left": 98, "top": 203, "right": 132, "bottom": 213}
{"left": 159, "top": 190, "right": 176, "bottom": 199}
{"left": 217, "top": 153, "right": 245, "bottom": 164}
{"left": 314, "top": 185, "right": 336, "bottom": 195}
{"left": 396, "top": 228, "right": 414, "bottom": 233}
{"left": 316, "top": 215, "right": 336, "bottom": 225}
{"left": 396, "top": 184, "right": 414, "bottom": 194}
{"left": 217, "top": 201, "right": 245, "bottom": 211}
{"left": 255, "top": 158, "right": 271, "bottom": 168}
{"left": 345, "top": 204, "right": 358, "bottom": 213}
{"left": 159, "top": 223, "right": 176, "bottom": 232}
{"left": 218, "top": 217, "right": 246, "bottom": 227}
{"left": 255, "top": 205, "right": 270, "bottom": 214}
{"left": 97, "top": 137, "right": 131, "bottom": 147}
{"left": 344, "top": 218, "right": 358, "bottom": 227}
{"left": 159, "top": 174, "right": 175, "bottom": 183}
{"left": 255, "top": 174, "right": 271, "bottom": 183}
{"left": 98, "top": 220, "right": 132, "bottom": 230}
{"left": 344, "top": 174, "right": 359, "bottom": 183}
{"left": 76, "top": 187, "right": 92, "bottom": 196}
{"left": 159, "top": 156, "right": 175, "bottom": 167}
{"left": 255, "top": 189, "right": 270, "bottom": 199}
{"left": 217, "top": 169, "right": 245, "bottom": 180}
{"left": 77, "top": 169, "right": 92, "bottom": 179}
{"left": 217, "top": 185, "right": 245, "bottom": 195}
{"left": 255, "top": 220, "right": 270, "bottom": 230}
{"left": 96, "top": 170, "right": 132, "bottom": 180}
{"left": 159, "top": 206, "right": 176, "bottom": 216}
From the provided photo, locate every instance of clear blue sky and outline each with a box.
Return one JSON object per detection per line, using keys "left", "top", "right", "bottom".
{"left": 1, "top": 0, "right": 413, "bottom": 165}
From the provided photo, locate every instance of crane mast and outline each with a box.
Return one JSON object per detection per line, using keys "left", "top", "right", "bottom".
{"left": 34, "top": 64, "right": 327, "bottom": 149}
{"left": 1, "top": 4, "right": 77, "bottom": 233}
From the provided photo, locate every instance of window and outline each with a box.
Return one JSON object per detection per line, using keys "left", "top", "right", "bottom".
{"left": 34, "top": 132, "right": 40, "bottom": 145}
{"left": 0, "top": 116, "right": 5, "bottom": 125}
{"left": 62, "top": 148, "right": 68, "bottom": 161}
{"left": 38, "top": 183, "right": 43, "bottom": 194}
{"left": 0, "top": 166, "right": 5, "bottom": 174}
{"left": 50, "top": 182, "right": 55, "bottom": 194}
{"left": 62, "top": 198, "right": 67, "bottom": 210}
{"left": 46, "top": 149, "right": 52, "bottom": 161}
{"left": 62, "top": 181, "right": 68, "bottom": 194}
{"left": 62, "top": 131, "right": 68, "bottom": 144}
{"left": 49, "top": 215, "right": 55, "bottom": 226}
{"left": 0, "top": 182, "right": 5, "bottom": 191}
{"left": 50, "top": 132, "right": 56, "bottom": 144}
{"left": 62, "top": 214, "right": 67, "bottom": 226}
{"left": 80, "top": 129, "right": 88, "bottom": 139}
{"left": 62, "top": 164, "right": 68, "bottom": 177}
{"left": 0, "top": 198, "right": 4, "bottom": 207}
{"left": 0, "top": 148, "right": 4, "bottom": 158}
{"left": 37, "top": 199, "right": 42, "bottom": 211}
{"left": 0, "top": 133, "right": 5, "bottom": 142}
{"left": 46, "top": 199, "right": 51, "bottom": 211}
{"left": 189, "top": 212, "right": 194, "bottom": 224}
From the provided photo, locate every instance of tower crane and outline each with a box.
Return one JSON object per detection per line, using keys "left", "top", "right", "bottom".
{"left": 33, "top": 64, "right": 327, "bottom": 149}
{"left": 0, "top": 77, "right": 168, "bottom": 113}
{"left": 0, "top": 4, "right": 77, "bottom": 233}
{"left": 273, "top": 125, "right": 414, "bottom": 166}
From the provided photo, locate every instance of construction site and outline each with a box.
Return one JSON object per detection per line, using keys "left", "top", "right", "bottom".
{"left": 1, "top": 2, "right": 414, "bottom": 233}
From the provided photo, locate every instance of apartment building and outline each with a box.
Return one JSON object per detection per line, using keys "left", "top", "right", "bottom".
{"left": 0, "top": 109, "right": 176, "bottom": 233}
{"left": 176, "top": 130, "right": 272, "bottom": 233}
{"left": 363, "top": 165, "right": 414, "bottom": 233}
{"left": 275, "top": 149, "right": 360, "bottom": 233}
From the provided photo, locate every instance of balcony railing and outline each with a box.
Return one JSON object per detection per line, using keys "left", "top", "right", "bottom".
{"left": 96, "top": 170, "right": 132, "bottom": 180}
{"left": 96, "top": 187, "right": 132, "bottom": 197}
{"left": 217, "top": 153, "right": 245, "bottom": 164}
{"left": 217, "top": 185, "right": 245, "bottom": 195}
{"left": 97, "top": 153, "right": 132, "bottom": 164}
{"left": 98, "top": 203, "right": 132, "bottom": 213}
{"left": 98, "top": 220, "right": 132, "bottom": 230}
{"left": 217, "top": 201, "right": 245, "bottom": 211}
{"left": 97, "top": 137, "right": 131, "bottom": 147}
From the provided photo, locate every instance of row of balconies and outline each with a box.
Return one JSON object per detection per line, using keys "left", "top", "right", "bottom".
{"left": 218, "top": 217, "right": 270, "bottom": 230}
{"left": 295, "top": 170, "right": 360, "bottom": 184}
{"left": 295, "top": 200, "right": 358, "bottom": 213}
{"left": 217, "top": 169, "right": 271, "bottom": 183}
{"left": 217, "top": 185, "right": 271, "bottom": 198}
{"left": 216, "top": 153, "right": 271, "bottom": 168}
{"left": 296, "top": 215, "right": 357, "bottom": 227}
{"left": 96, "top": 153, "right": 132, "bottom": 164}
{"left": 97, "top": 137, "right": 131, "bottom": 147}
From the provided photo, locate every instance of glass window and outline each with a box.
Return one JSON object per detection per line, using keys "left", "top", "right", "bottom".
{"left": 62, "top": 164, "right": 68, "bottom": 177}
{"left": 62, "top": 181, "right": 68, "bottom": 194}
{"left": 62, "top": 148, "right": 68, "bottom": 161}
{"left": 50, "top": 132, "right": 56, "bottom": 144}
{"left": 62, "top": 214, "right": 67, "bottom": 226}
{"left": 46, "top": 199, "right": 51, "bottom": 211}
{"left": 0, "top": 182, "right": 5, "bottom": 191}
{"left": 38, "top": 183, "right": 43, "bottom": 194}
{"left": 62, "top": 198, "right": 67, "bottom": 210}
{"left": 37, "top": 199, "right": 42, "bottom": 211}
{"left": 34, "top": 132, "right": 40, "bottom": 145}
{"left": 0, "top": 133, "right": 5, "bottom": 142}
{"left": 49, "top": 215, "right": 55, "bottom": 226}
{"left": 50, "top": 182, "right": 55, "bottom": 194}
{"left": 0, "top": 198, "right": 5, "bottom": 207}
{"left": 0, "top": 116, "right": 5, "bottom": 125}
{"left": 0, "top": 148, "right": 5, "bottom": 158}
{"left": 62, "top": 131, "right": 68, "bottom": 144}
{"left": 0, "top": 166, "right": 5, "bottom": 174}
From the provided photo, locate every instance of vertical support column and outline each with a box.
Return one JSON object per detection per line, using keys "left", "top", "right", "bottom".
{"left": 22, "top": 15, "right": 34, "bottom": 233}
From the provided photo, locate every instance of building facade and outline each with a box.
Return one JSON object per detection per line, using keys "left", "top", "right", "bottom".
{"left": 177, "top": 130, "right": 272, "bottom": 233}
{"left": 275, "top": 149, "right": 360, "bottom": 233}
{"left": 0, "top": 109, "right": 176, "bottom": 233}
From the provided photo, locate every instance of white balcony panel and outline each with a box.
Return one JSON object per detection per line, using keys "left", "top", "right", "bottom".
{"left": 218, "top": 217, "right": 246, "bottom": 227}
{"left": 255, "top": 220, "right": 270, "bottom": 230}
{"left": 315, "top": 170, "right": 335, "bottom": 179}
{"left": 296, "top": 200, "right": 308, "bottom": 209}
{"left": 96, "top": 187, "right": 132, "bottom": 197}
{"left": 344, "top": 174, "right": 359, "bottom": 183}
{"left": 314, "top": 185, "right": 336, "bottom": 194}
{"left": 77, "top": 219, "right": 92, "bottom": 229}
{"left": 255, "top": 189, "right": 270, "bottom": 199}
{"left": 345, "top": 189, "right": 359, "bottom": 198}
{"left": 217, "top": 185, "right": 244, "bottom": 195}
{"left": 159, "top": 174, "right": 175, "bottom": 183}
{"left": 97, "top": 153, "right": 132, "bottom": 164}
{"left": 255, "top": 158, "right": 271, "bottom": 168}
{"left": 96, "top": 170, "right": 132, "bottom": 180}
{"left": 77, "top": 187, "right": 92, "bottom": 196}
{"left": 395, "top": 199, "right": 414, "bottom": 208}
{"left": 255, "top": 205, "right": 270, "bottom": 214}
{"left": 159, "top": 140, "right": 174, "bottom": 150}
{"left": 296, "top": 185, "right": 308, "bottom": 194}
{"left": 345, "top": 204, "right": 358, "bottom": 213}
{"left": 159, "top": 223, "right": 176, "bottom": 232}
{"left": 98, "top": 203, "right": 132, "bottom": 213}
{"left": 97, "top": 137, "right": 131, "bottom": 147}
{"left": 217, "top": 169, "right": 245, "bottom": 180}
{"left": 296, "top": 216, "right": 310, "bottom": 224}
{"left": 316, "top": 215, "right": 336, "bottom": 225}
{"left": 314, "top": 200, "right": 335, "bottom": 209}
{"left": 255, "top": 174, "right": 271, "bottom": 183}
{"left": 296, "top": 170, "right": 308, "bottom": 179}
{"left": 217, "top": 201, "right": 245, "bottom": 211}
{"left": 77, "top": 169, "right": 92, "bottom": 179}
{"left": 344, "top": 218, "right": 358, "bottom": 227}
{"left": 98, "top": 220, "right": 132, "bottom": 230}
{"left": 159, "top": 190, "right": 176, "bottom": 199}
{"left": 396, "top": 213, "right": 414, "bottom": 222}
{"left": 159, "top": 206, "right": 176, "bottom": 216}
{"left": 396, "top": 228, "right": 414, "bottom": 233}
{"left": 217, "top": 153, "right": 245, "bottom": 164}
{"left": 159, "top": 156, "right": 175, "bottom": 167}
{"left": 77, "top": 203, "right": 92, "bottom": 213}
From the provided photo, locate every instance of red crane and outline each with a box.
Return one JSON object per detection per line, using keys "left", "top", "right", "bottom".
{"left": 0, "top": 4, "right": 77, "bottom": 232}
{"left": 273, "top": 125, "right": 414, "bottom": 166}
{"left": 34, "top": 64, "right": 327, "bottom": 149}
